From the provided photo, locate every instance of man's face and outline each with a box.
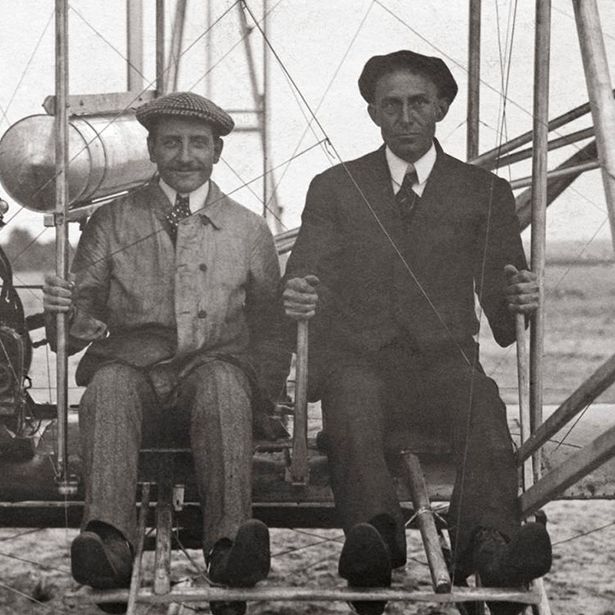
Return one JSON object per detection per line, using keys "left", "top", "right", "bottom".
{"left": 147, "top": 116, "right": 223, "bottom": 194}
{"left": 368, "top": 69, "right": 450, "bottom": 163}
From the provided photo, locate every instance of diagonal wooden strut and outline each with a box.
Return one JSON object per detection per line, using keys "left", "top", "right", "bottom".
{"left": 399, "top": 451, "right": 451, "bottom": 593}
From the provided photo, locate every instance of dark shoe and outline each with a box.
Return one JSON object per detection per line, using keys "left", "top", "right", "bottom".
{"left": 339, "top": 523, "right": 392, "bottom": 615}
{"left": 71, "top": 529, "right": 133, "bottom": 589}
{"left": 207, "top": 519, "right": 271, "bottom": 587}
{"left": 206, "top": 520, "right": 271, "bottom": 615}
{"left": 71, "top": 525, "right": 133, "bottom": 614}
{"left": 209, "top": 601, "right": 247, "bottom": 615}
{"left": 368, "top": 513, "right": 406, "bottom": 569}
{"left": 473, "top": 523, "right": 552, "bottom": 615}
{"left": 473, "top": 523, "right": 552, "bottom": 587}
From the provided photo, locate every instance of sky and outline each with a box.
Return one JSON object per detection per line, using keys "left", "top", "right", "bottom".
{"left": 1, "top": 0, "right": 615, "bottom": 249}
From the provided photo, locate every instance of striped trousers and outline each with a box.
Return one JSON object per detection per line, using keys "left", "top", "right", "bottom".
{"left": 78, "top": 359, "right": 253, "bottom": 551}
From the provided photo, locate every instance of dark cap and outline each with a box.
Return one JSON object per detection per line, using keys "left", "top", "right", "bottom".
{"left": 135, "top": 91, "right": 235, "bottom": 136}
{"left": 358, "top": 50, "right": 458, "bottom": 104}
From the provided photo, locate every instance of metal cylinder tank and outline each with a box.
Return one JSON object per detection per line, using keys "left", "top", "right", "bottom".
{"left": 0, "top": 113, "right": 156, "bottom": 212}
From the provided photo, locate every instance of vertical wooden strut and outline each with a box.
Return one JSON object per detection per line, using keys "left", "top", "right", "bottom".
{"left": 573, "top": 0, "right": 615, "bottom": 255}
{"left": 525, "top": 6, "right": 553, "bottom": 613}
{"left": 529, "top": 0, "right": 551, "bottom": 483}
{"left": 126, "top": 483, "right": 151, "bottom": 615}
{"left": 54, "top": 0, "right": 74, "bottom": 495}
{"left": 399, "top": 452, "right": 451, "bottom": 593}
{"left": 154, "top": 459, "right": 174, "bottom": 595}
{"left": 126, "top": 0, "right": 144, "bottom": 91}
{"left": 156, "top": 0, "right": 166, "bottom": 96}
{"left": 515, "top": 315, "right": 533, "bottom": 492}
{"left": 467, "top": 0, "right": 481, "bottom": 161}
{"left": 166, "top": 0, "right": 188, "bottom": 93}
{"left": 288, "top": 320, "right": 309, "bottom": 485}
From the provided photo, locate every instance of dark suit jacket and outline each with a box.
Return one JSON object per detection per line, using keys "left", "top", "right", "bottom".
{"left": 285, "top": 142, "right": 527, "bottom": 355}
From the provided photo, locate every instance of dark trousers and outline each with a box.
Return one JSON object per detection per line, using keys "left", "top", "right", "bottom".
{"left": 313, "top": 339, "right": 519, "bottom": 574}
{"left": 79, "top": 360, "right": 253, "bottom": 552}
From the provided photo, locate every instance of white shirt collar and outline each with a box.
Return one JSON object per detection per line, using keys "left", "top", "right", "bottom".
{"left": 158, "top": 178, "right": 210, "bottom": 214}
{"left": 385, "top": 142, "right": 437, "bottom": 196}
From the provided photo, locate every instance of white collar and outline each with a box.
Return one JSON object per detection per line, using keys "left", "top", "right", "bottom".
{"left": 385, "top": 142, "right": 437, "bottom": 195}
{"left": 158, "top": 178, "right": 210, "bottom": 214}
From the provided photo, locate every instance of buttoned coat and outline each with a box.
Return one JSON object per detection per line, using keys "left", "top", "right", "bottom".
{"left": 49, "top": 180, "right": 286, "bottom": 402}
{"left": 286, "top": 142, "right": 527, "bottom": 357}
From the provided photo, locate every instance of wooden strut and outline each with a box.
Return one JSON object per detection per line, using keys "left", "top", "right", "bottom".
{"left": 68, "top": 585, "right": 541, "bottom": 607}
{"left": 154, "top": 460, "right": 174, "bottom": 595}
{"left": 573, "top": 0, "right": 615, "bottom": 254}
{"left": 529, "top": 0, "right": 551, "bottom": 485}
{"left": 126, "top": 482, "right": 151, "bottom": 615}
{"left": 399, "top": 451, "right": 451, "bottom": 593}
{"left": 287, "top": 320, "right": 310, "bottom": 485}
{"left": 517, "top": 352, "right": 615, "bottom": 463}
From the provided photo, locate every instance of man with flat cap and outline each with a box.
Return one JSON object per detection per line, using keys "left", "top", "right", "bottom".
{"left": 284, "top": 50, "right": 552, "bottom": 614}
{"left": 44, "top": 91, "right": 287, "bottom": 615}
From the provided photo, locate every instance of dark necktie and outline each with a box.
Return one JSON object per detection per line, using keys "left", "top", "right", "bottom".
{"left": 395, "top": 167, "right": 420, "bottom": 229}
{"left": 166, "top": 193, "right": 191, "bottom": 239}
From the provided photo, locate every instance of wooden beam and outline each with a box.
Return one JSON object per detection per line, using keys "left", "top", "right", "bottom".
{"left": 520, "top": 422, "right": 615, "bottom": 516}
{"left": 165, "top": 0, "right": 187, "bottom": 93}
{"left": 126, "top": 0, "right": 144, "bottom": 91}
{"left": 467, "top": 0, "right": 481, "bottom": 160}
{"left": 43, "top": 91, "right": 155, "bottom": 116}
{"left": 495, "top": 126, "right": 593, "bottom": 168}
{"left": 529, "top": 0, "right": 551, "bottom": 482}
{"left": 126, "top": 482, "right": 150, "bottom": 615}
{"left": 510, "top": 159, "right": 599, "bottom": 191}
{"left": 156, "top": 0, "right": 165, "bottom": 96}
{"left": 66, "top": 584, "right": 542, "bottom": 606}
{"left": 399, "top": 452, "right": 451, "bottom": 593}
{"left": 54, "top": 0, "right": 73, "bottom": 496}
{"left": 287, "top": 321, "right": 309, "bottom": 485}
{"left": 153, "top": 462, "right": 173, "bottom": 595}
{"left": 517, "top": 353, "right": 615, "bottom": 462}
{"left": 471, "top": 90, "right": 614, "bottom": 170}
{"left": 573, "top": 0, "right": 615, "bottom": 254}
{"left": 515, "top": 140, "right": 598, "bottom": 230}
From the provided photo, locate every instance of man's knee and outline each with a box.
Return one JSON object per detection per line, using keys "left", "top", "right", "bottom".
{"left": 322, "top": 364, "right": 385, "bottom": 444}
{"left": 80, "top": 363, "right": 153, "bottom": 423}
{"left": 183, "top": 360, "right": 251, "bottom": 406}
{"left": 87, "top": 363, "right": 149, "bottom": 396}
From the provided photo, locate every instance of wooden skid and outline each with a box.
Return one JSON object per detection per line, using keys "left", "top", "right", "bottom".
{"left": 520, "top": 420, "right": 615, "bottom": 516}
{"left": 65, "top": 584, "right": 541, "bottom": 606}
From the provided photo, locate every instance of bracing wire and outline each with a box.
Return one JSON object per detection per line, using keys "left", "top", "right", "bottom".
{"left": 219, "top": 156, "right": 288, "bottom": 231}
{"left": 242, "top": 0, "right": 474, "bottom": 366}
{"left": 188, "top": 0, "right": 286, "bottom": 93}
{"left": 4, "top": 0, "right": 242, "bottom": 225}
{"left": 262, "top": 0, "right": 377, "bottom": 214}
{"left": 70, "top": 5, "right": 146, "bottom": 82}
{"left": 70, "top": 139, "right": 326, "bottom": 276}
{"left": 450, "top": 0, "right": 520, "bottom": 578}
{"left": 0, "top": 580, "right": 57, "bottom": 613}
{"left": 374, "top": 0, "right": 615, "bottom": 187}
{"left": 0, "top": 9, "right": 54, "bottom": 130}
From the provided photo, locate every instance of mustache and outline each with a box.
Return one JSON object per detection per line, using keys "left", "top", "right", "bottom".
{"left": 169, "top": 165, "right": 205, "bottom": 171}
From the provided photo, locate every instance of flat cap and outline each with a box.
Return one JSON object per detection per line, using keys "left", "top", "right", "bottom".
{"left": 135, "top": 91, "right": 234, "bottom": 136}
{"left": 359, "top": 50, "right": 457, "bottom": 104}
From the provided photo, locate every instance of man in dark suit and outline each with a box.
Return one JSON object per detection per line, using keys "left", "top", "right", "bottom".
{"left": 283, "top": 50, "right": 552, "bottom": 615}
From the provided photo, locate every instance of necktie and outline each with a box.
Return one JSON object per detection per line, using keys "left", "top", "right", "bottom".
{"left": 166, "top": 193, "right": 191, "bottom": 239}
{"left": 395, "top": 167, "right": 419, "bottom": 229}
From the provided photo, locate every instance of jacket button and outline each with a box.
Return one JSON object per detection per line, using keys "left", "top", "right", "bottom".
{"left": 199, "top": 263, "right": 207, "bottom": 272}
{"left": 197, "top": 310, "right": 207, "bottom": 319}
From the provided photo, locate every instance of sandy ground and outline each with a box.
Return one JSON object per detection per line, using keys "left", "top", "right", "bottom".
{"left": 0, "top": 499, "right": 614, "bottom": 614}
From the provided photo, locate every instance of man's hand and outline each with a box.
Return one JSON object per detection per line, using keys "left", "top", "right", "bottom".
{"left": 43, "top": 273, "right": 75, "bottom": 314}
{"left": 283, "top": 275, "right": 320, "bottom": 321}
{"left": 504, "top": 265, "right": 539, "bottom": 314}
